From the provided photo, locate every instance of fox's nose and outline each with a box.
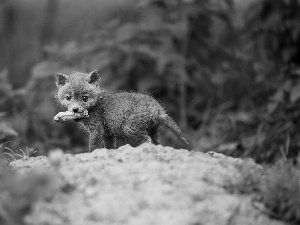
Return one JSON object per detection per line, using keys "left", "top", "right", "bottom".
{"left": 72, "top": 108, "right": 79, "bottom": 113}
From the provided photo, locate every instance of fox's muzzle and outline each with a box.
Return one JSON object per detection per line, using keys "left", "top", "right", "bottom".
{"left": 69, "top": 104, "right": 85, "bottom": 114}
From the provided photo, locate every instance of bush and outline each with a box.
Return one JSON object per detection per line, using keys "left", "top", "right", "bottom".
{"left": 259, "top": 160, "right": 300, "bottom": 223}
{"left": 238, "top": 0, "right": 300, "bottom": 162}
{"left": 0, "top": 163, "right": 59, "bottom": 225}
{"left": 224, "top": 157, "right": 300, "bottom": 224}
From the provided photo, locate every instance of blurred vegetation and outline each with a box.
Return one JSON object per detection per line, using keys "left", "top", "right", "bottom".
{"left": 0, "top": 158, "right": 60, "bottom": 225}
{"left": 259, "top": 160, "right": 300, "bottom": 224}
{"left": 223, "top": 157, "right": 300, "bottom": 224}
{"left": 0, "top": 0, "right": 300, "bottom": 163}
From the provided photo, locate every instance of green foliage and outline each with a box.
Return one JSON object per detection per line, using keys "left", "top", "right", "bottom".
{"left": 0, "top": 66, "right": 87, "bottom": 154}
{"left": 223, "top": 156, "right": 300, "bottom": 223}
{"left": 237, "top": 0, "right": 300, "bottom": 162}
{"left": 199, "top": 0, "right": 300, "bottom": 163}
{"left": 260, "top": 67, "right": 300, "bottom": 161}
{"left": 259, "top": 160, "right": 300, "bottom": 224}
{"left": 223, "top": 157, "right": 300, "bottom": 223}
{"left": 0, "top": 120, "right": 18, "bottom": 143}
{"left": 0, "top": 164, "right": 59, "bottom": 225}
{"left": 247, "top": 0, "right": 300, "bottom": 65}
{"left": 3, "top": 146, "right": 37, "bottom": 162}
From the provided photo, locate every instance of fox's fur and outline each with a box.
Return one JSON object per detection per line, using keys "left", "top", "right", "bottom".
{"left": 56, "top": 71, "right": 188, "bottom": 150}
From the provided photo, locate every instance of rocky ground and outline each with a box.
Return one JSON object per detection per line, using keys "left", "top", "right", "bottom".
{"left": 10, "top": 144, "right": 286, "bottom": 225}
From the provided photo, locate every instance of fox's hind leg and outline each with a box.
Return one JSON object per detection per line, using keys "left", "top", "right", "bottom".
{"left": 123, "top": 122, "right": 152, "bottom": 145}
{"left": 103, "top": 135, "right": 116, "bottom": 149}
{"left": 149, "top": 126, "right": 160, "bottom": 145}
{"left": 136, "top": 131, "right": 152, "bottom": 145}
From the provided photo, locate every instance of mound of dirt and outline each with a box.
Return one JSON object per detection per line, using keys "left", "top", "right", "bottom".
{"left": 10, "top": 144, "right": 284, "bottom": 225}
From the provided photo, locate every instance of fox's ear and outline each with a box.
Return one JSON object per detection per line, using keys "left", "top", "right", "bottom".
{"left": 56, "top": 73, "right": 68, "bottom": 87}
{"left": 88, "top": 70, "right": 101, "bottom": 84}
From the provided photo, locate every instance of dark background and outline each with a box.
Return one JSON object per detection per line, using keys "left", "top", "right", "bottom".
{"left": 1, "top": 0, "right": 300, "bottom": 163}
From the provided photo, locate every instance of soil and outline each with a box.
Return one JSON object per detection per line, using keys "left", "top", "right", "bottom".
{"left": 10, "top": 144, "right": 286, "bottom": 225}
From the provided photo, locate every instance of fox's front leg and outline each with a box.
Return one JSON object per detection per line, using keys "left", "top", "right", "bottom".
{"left": 89, "top": 128, "right": 104, "bottom": 151}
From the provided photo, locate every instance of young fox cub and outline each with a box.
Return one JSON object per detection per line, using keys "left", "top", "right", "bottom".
{"left": 55, "top": 71, "right": 188, "bottom": 150}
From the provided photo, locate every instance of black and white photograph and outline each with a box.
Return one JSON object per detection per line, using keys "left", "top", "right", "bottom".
{"left": 0, "top": 0, "right": 300, "bottom": 224}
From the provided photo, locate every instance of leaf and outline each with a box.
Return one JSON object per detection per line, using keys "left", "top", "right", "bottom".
{"left": 211, "top": 72, "right": 227, "bottom": 86}
{"left": 217, "top": 142, "right": 239, "bottom": 152}
{"left": 267, "top": 102, "right": 278, "bottom": 114}
{"left": 137, "top": 77, "right": 161, "bottom": 91}
{"left": 165, "top": 18, "right": 189, "bottom": 41}
{"left": 60, "top": 41, "right": 79, "bottom": 59}
{"left": 272, "top": 89, "right": 284, "bottom": 102}
{"left": 0, "top": 112, "right": 6, "bottom": 119}
{"left": 115, "top": 24, "right": 136, "bottom": 43}
{"left": 86, "top": 52, "right": 111, "bottom": 71}
{"left": 283, "top": 80, "right": 292, "bottom": 91}
{"left": 0, "top": 122, "right": 18, "bottom": 141}
{"left": 290, "top": 83, "right": 300, "bottom": 103}
{"left": 291, "top": 68, "right": 300, "bottom": 77}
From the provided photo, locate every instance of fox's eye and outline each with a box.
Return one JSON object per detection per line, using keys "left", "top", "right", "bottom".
{"left": 65, "top": 95, "right": 71, "bottom": 101}
{"left": 82, "top": 96, "right": 88, "bottom": 102}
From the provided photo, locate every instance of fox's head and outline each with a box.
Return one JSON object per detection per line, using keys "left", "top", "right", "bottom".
{"left": 56, "top": 71, "right": 101, "bottom": 114}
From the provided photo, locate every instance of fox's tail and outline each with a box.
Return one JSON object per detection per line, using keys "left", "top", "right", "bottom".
{"left": 159, "top": 114, "right": 189, "bottom": 145}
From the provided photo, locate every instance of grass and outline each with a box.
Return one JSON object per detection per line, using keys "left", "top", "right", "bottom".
{"left": 2, "top": 141, "right": 300, "bottom": 224}
{"left": 0, "top": 151, "right": 59, "bottom": 225}
{"left": 0, "top": 144, "right": 59, "bottom": 225}
{"left": 224, "top": 157, "right": 300, "bottom": 224}
{"left": 1, "top": 145, "right": 37, "bottom": 162}
{"left": 258, "top": 161, "right": 300, "bottom": 224}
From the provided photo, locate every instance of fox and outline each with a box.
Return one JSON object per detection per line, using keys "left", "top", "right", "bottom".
{"left": 55, "top": 71, "right": 188, "bottom": 151}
